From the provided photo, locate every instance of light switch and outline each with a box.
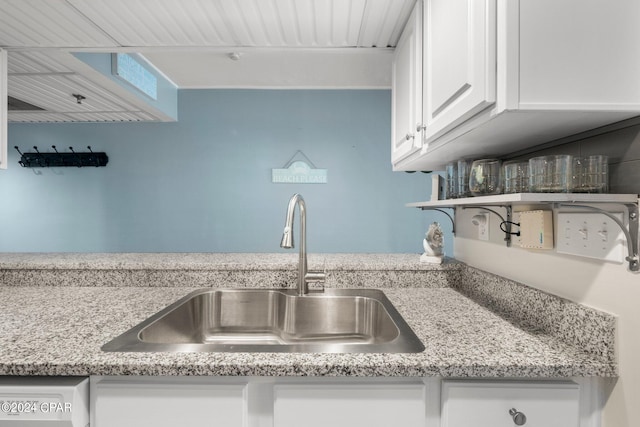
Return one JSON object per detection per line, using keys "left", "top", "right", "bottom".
{"left": 578, "top": 223, "right": 588, "bottom": 240}
{"left": 556, "top": 212, "right": 625, "bottom": 263}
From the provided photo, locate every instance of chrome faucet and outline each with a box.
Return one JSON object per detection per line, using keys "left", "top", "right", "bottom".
{"left": 280, "top": 194, "right": 325, "bottom": 296}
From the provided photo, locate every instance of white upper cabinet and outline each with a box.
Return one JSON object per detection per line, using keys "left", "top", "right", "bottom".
{"left": 394, "top": 0, "right": 640, "bottom": 171}
{"left": 423, "top": 0, "right": 496, "bottom": 142}
{"left": 391, "top": 0, "right": 423, "bottom": 165}
{"left": 0, "top": 48, "right": 6, "bottom": 170}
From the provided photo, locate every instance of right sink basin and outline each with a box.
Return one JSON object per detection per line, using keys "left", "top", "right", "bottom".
{"left": 102, "top": 288, "right": 425, "bottom": 353}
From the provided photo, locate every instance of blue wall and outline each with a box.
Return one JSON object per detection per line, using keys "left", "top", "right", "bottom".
{"left": 2, "top": 90, "right": 449, "bottom": 253}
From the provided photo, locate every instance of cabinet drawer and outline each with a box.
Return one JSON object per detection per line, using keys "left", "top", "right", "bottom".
{"left": 274, "top": 382, "right": 427, "bottom": 427}
{"left": 442, "top": 380, "right": 580, "bottom": 427}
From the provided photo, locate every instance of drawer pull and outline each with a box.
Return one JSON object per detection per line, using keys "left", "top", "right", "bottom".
{"left": 509, "top": 408, "right": 527, "bottom": 425}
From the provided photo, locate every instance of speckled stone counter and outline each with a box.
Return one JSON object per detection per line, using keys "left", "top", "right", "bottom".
{"left": 0, "top": 253, "right": 617, "bottom": 378}
{"left": 0, "top": 253, "right": 463, "bottom": 288}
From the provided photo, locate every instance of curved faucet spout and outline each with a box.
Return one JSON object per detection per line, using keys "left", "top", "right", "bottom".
{"left": 280, "top": 194, "right": 323, "bottom": 295}
{"left": 280, "top": 194, "right": 305, "bottom": 250}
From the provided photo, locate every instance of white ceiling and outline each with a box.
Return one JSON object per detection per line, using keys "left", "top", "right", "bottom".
{"left": 1, "top": 0, "right": 415, "bottom": 121}
{"left": 1, "top": 0, "right": 414, "bottom": 49}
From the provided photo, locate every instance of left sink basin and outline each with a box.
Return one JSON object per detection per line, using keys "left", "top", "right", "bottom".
{"left": 102, "top": 288, "right": 425, "bottom": 353}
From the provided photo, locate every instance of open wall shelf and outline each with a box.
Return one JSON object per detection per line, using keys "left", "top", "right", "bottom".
{"left": 408, "top": 193, "right": 640, "bottom": 272}
{"left": 407, "top": 193, "right": 640, "bottom": 209}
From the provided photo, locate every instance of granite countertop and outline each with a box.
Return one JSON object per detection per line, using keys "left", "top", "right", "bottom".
{"left": 0, "top": 252, "right": 464, "bottom": 271}
{"left": 0, "top": 253, "right": 616, "bottom": 378}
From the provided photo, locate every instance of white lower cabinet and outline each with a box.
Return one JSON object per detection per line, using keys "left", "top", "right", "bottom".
{"left": 441, "top": 380, "right": 581, "bottom": 427}
{"left": 92, "top": 377, "right": 248, "bottom": 427}
{"left": 90, "top": 377, "right": 598, "bottom": 427}
{"left": 274, "top": 383, "right": 427, "bottom": 427}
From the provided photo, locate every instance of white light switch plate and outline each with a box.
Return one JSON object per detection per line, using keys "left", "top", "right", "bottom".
{"left": 556, "top": 212, "right": 626, "bottom": 263}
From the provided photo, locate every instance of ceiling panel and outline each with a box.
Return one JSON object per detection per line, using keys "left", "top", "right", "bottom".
{"left": 68, "top": 0, "right": 235, "bottom": 46}
{"left": 67, "top": 0, "right": 415, "bottom": 48}
{"left": 0, "top": 0, "right": 116, "bottom": 47}
{"left": 358, "top": 0, "right": 415, "bottom": 47}
{"left": 336, "top": 0, "right": 368, "bottom": 46}
{"left": 268, "top": 0, "right": 298, "bottom": 46}
{"left": 219, "top": 0, "right": 259, "bottom": 45}
{"left": 9, "top": 110, "right": 153, "bottom": 123}
{"left": 9, "top": 101, "right": 158, "bottom": 123}
{"left": 8, "top": 112, "right": 74, "bottom": 123}
{"left": 64, "top": 111, "right": 157, "bottom": 122}
{"left": 253, "top": 0, "right": 288, "bottom": 46}
{"left": 9, "top": 74, "right": 138, "bottom": 113}
{"left": 8, "top": 52, "right": 75, "bottom": 74}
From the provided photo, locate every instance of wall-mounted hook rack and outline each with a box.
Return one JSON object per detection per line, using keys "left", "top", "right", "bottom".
{"left": 15, "top": 146, "right": 108, "bottom": 168}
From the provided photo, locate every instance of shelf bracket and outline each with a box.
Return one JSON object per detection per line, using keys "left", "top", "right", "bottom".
{"left": 557, "top": 203, "right": 639, "bottom": 272}
{"left": 462, "top": 205, "right": 513, "bottom": 247}
{"left": 419, "top": 207, "right": 455, "bottom": 235}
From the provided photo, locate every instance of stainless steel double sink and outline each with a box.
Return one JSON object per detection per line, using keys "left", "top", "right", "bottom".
{"left": 102, "top": 288, "right": 425, "bottom": 353}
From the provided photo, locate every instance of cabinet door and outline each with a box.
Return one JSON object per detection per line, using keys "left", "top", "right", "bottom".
{"left": 391, "top": 0, "right": 423, "bottom": 165}
{"left": 423, "top": 0, "right": 496, "bottom": 142}
{"left": 274, "top": 383, "right": 426, "bottom": 427}
{"left": 94, "top": 379, "right": 247, "bottom": 427}
{"left": 442, "top": 380, "right": 580, "bottom": 427}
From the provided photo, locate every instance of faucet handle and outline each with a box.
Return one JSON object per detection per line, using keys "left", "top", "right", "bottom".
{"left": 305, "top": 270, "right": 326, "bottom": 293}
{"left": 305, "top": 270, "right": 326, "bottom": 283}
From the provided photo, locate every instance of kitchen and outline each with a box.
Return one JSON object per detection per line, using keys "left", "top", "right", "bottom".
{"left": 0, "top": 0, "right": 639, "bottom": 426}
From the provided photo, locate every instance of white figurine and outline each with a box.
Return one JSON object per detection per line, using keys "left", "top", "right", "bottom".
{"left": 421, "top": 222, "right": 444, "bottom": 263}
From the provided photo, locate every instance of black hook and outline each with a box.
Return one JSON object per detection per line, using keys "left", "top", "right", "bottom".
{"left": 32, "top": 146, "right": 47, "bottom": 167}
{"left": 86, "top": 146, "right": 100, "bottom": 167}
{"left": 14, "top": 146, "right": 27, "bottom": 167}
{"left": 51, "top": 145, "right": 59, "bottom": 154}
{"left": 69, "top": 147, "right": 82, "bottom": 167}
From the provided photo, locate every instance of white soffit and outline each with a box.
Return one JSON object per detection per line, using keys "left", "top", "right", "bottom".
{"left": 142, "top": 49, "right": 393, "bottom": 88}
{"left": 7, "top": 112, "right": 74, "bottom": 122}
{"left": 9, "top": 74, "right": 139, "bottom": 113}
{"left": 7, "top": 111, "right": 157, "bottom": 123}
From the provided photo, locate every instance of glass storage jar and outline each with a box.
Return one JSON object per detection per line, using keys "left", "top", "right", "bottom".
{"left": 572, "top": 155, "right": 609, "bottom": 193}
{"left": 529, "top": 155, "right": 573, "bottom": 193}
{"left": 469, "top": 159, "right": 503, "bottom": 196}
{"left": 503, "top": 161, "right": 530, "bottom": 193}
